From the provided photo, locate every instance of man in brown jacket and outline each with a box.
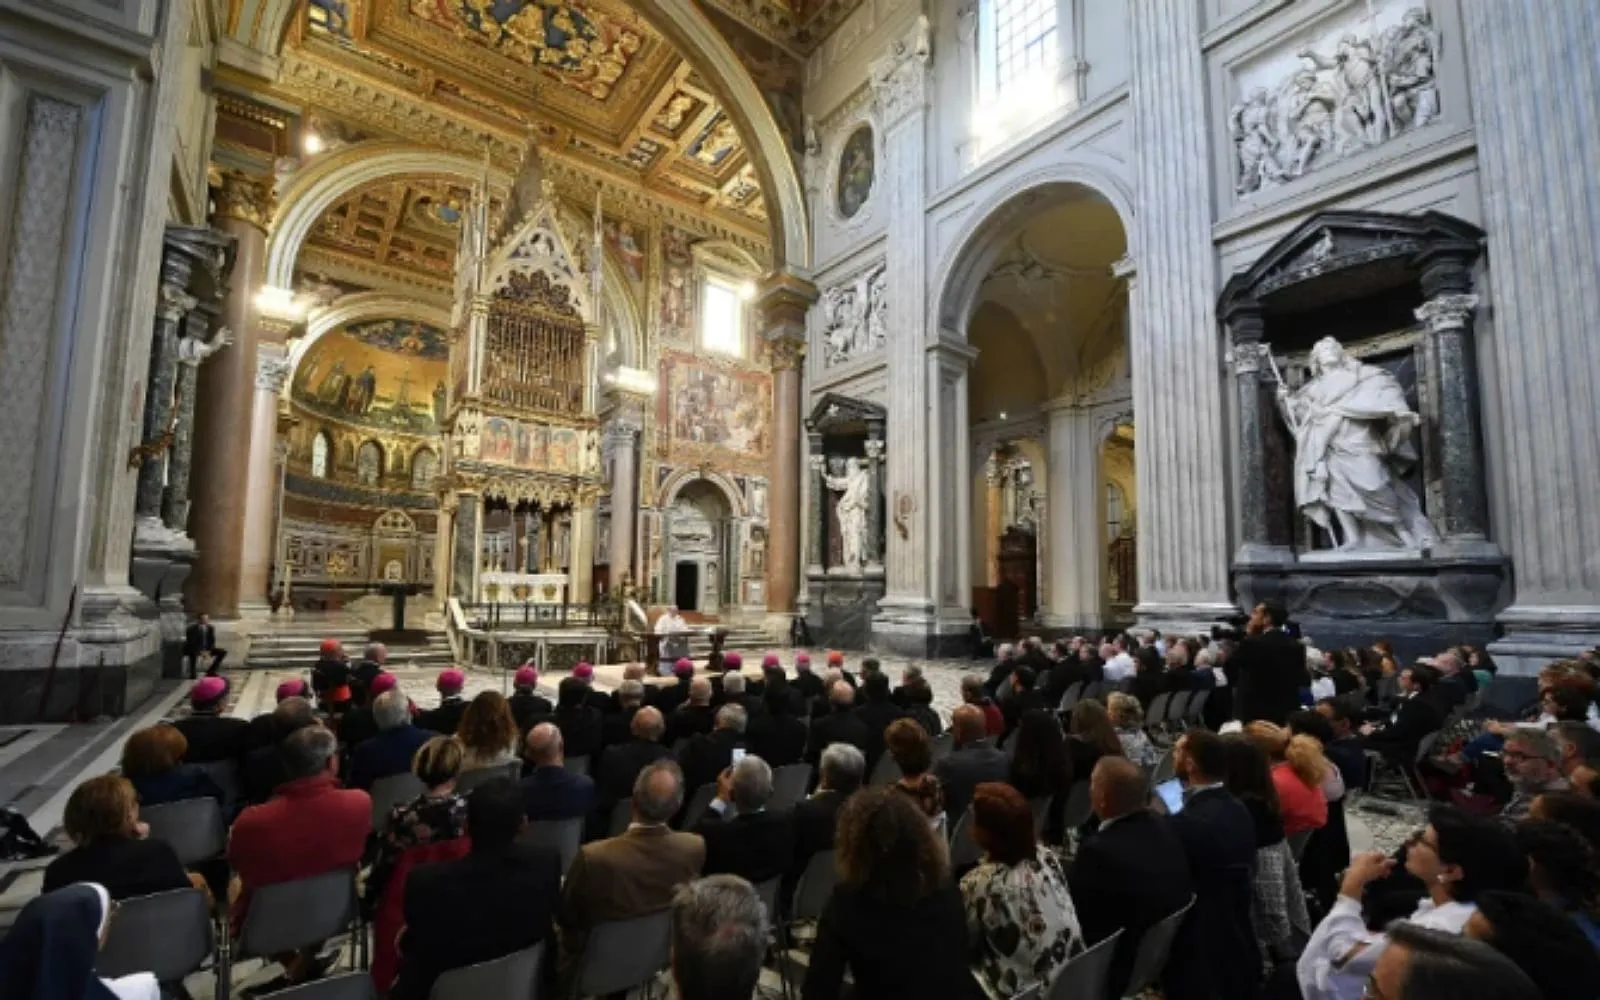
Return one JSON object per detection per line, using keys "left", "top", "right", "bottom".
{"left": 557, "top": 758, "right": 705, "bottom": 977}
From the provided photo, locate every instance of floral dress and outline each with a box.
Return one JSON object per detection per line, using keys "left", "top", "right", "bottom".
{"left": 1117, "top": 726, "right": 1163, "bottom": 769}
{"left": 960, "top": 845, "right": 1085, "bottom": 998}
{"left": 362, "top": 791, "right": 467, "bottom": 911}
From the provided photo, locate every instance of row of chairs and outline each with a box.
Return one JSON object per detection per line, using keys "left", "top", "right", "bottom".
{"left": 1014, "top": 896, "right": 1197, "bottom": 1000}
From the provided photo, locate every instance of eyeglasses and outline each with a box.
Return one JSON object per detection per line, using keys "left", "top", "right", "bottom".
{"left": 1406, "top": 828, "right": 1439, "bottom": 854}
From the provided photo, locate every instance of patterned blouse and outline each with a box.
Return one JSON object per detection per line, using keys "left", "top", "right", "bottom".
{"left": 894, "top": 772, "right": 946, "bottom": 825}
{"left": 363, "top": 791, "right": 468, "bottom": 909}
{"left": 961, "top": 845, "right": 1085, "bottom": 998}
{"left": 1117, "top": 726, "right": 1164, "bottom": 769}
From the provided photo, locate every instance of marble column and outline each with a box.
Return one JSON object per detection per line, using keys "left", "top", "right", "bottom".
{"left": 758, "top": 272, "right": 816, "bottom": 614}
{"left": 451, "top": 491, "right": 480, "bottom": 602}
{"left": 570, "top": 495, "right": 596, "bottom": 604}
{"left": 927, "top": 342, "right": 977, "bottom": 627}
{"left": 1043, "top": 400, "right": 1104, "bottom": 629}
{"left": 161, "top": 328, "right": 204, "bottom": 533}
{"left": 873, "top": 18, "right": 935, "bottom": 630}
{"left": 135, "top": 278, "right": 195, "bottom": 528}
{"left": 239, "top": 343, "right": 291, "bottom": 614}
{"left": 185, "top": 170, "right": 271, "bottom": 618}
{"left": 1463, "top": 0, "right": 1600, "bottom": 664}
{"left": 983, "top": 454, "right": 1003, "bottom": 587}
{"left": 1224, "top": 305, "right": 1293, "bottom": 566}
{"left": 806, "top": 446, "right": 827, "bottom": 574}
{"left": 1414, "top": 278, "right": 1491, "bottom": 554}
{"left": 605, "top": 404, "right": 644, "bottom": 581}
{"left": 863, "top": 435, "right": 884, "bottom": 572}
{"left": 1126, "top": 4, "right": 1232, "bottom": 626}
{"left": 433, "top": 496, "right": 454, "bottom": 606}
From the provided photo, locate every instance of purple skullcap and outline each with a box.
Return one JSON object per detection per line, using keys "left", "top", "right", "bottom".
{"left": 369, "top": 672, "right": 398, "bottom": 697}
{"left": 762, "top": 653, "right": 781, "bottom": 669}
{"left": 276, "top": 679, "right": 307, "bottom": 702}
{"left": 437, "top": 668, "right": 465, "bottom": 693}
{"left": 722, "top": 652, "right": 742, "bottom": 670}
{"left": 795, "top": 652, "right": 811, "bottom": 671}
{"left": 674, "top": 657, "right": 695, "bottom": 677}
{"left": 572, "top": 662, "right": 594, "bottom": 681}
{"left": 514, "top": 665, "right": 539, "bottom": 688}
{"left": 189, "top": 677, "right": 226, "bottom": 706}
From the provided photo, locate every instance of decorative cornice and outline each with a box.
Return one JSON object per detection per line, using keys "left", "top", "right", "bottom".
{"left": 756, "top": 268, "right": 820, "bottom": 351}
{"left": 211, "top": 168, "right": 276, "bottom": 231}
{"left": 869, "top": 15, "right": 932, "bottom": 129}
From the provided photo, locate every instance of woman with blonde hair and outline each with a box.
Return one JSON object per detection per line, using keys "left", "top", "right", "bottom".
{"left": 1106, "top": 693, "right": 1162, "bottom": 768}
{"left": 454, "top": 690, "right": 519, "bottom": 772}
{"left": 1066, "top": 698, "right": 1123, "bottom": 780}
{"left": 364, "top": 735, "right": 468, "bottom": 910}
{"left": 1246, "top": 721, "right": 1337, "bottom": 835}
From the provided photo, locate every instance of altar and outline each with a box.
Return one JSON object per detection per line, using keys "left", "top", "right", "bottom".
{"left": 479, "top": 571, "right": 570, "bottom": 604}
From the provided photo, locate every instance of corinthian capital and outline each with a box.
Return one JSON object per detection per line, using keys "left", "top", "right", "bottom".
{"left": 871, "top": 15, "right": 933, "bottom": 127}
{"left": 255, "top": 349, "right": 292, "bottom": 391}
{"left": 211, "top": 168, "right": 276, "bottom": 232}
{"left": 1415, "top": 293, "right": 1480, "bottom": 333}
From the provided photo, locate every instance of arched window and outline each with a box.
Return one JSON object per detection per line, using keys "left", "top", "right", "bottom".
{"left": 411, "top": 448, "right": 438, "bottom": 491}
{"left": 311, "top": 432, "right": 331, "bottom": 479}
{"left": 356, "top": 440, "right": 383, "bottom": 486}
{"left": 1105, "top": 482, "right": 1126, "bottom": 542}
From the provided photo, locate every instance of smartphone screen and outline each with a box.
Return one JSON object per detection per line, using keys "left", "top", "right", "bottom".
{"left": 1155, "top": 778, "right": 1186, "bottom": 815}
{"left": 730, "top": 748, "right": 746, "bottom": 766}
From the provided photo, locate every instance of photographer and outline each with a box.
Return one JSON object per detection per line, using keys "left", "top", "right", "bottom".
{"left": 1231, "top": 601, "right": 1309, "bottom": 725}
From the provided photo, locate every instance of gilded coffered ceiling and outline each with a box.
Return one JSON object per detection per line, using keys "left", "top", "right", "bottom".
{"left": 297, "top": 176, "right": 478, "bottom": 297}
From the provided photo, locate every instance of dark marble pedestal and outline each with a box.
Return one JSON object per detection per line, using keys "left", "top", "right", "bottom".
{"left": 806, "top": 575, "right": 886, "bottom": 651}
{"left": 1233, "top": 553, "right": 1510, "bottom": 663}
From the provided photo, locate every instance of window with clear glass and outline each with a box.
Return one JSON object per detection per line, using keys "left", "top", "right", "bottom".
{"left": 311, "top": 432, "right": 330, "bottom": 479}
{"left": 701, "top": 276, "right": 744, "bottom": 356}
{"left": 981, "top": 0, "right": 1059, "bottom": 101}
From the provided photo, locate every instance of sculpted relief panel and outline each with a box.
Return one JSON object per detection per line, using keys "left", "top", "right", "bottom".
{"left": 1229, "top": 6, "right": 1440, "bottom": 197}
{"left": 819, "top": 263, "right": 888, "bottom": 368}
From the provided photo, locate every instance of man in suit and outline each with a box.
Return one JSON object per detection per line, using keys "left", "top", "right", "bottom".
{"left": 1361, "top": 665, "right": 1445, "bottom": 764}
{"left": 1167, "top": 730, "right": 1261, "bottom": 1000}
{"left": 984, "top": 644, "right": 1019, "bottom": 700}
{"left": 748, "top": 682, "right": 808, "bottom": 768}
{"left": 337, "top": 671, "right": 398, "bottom": 752}
{"left": 655, "top": 658, "right": 696, "bottom": 716}
{"left": 601, "top": 679, "right": 648, "bottom": 748}
{"left": 171, "top": 676, "right": 250, "bottom": 764}
{"left": 791, "top": 653, "right": 823, "bottom": 703}
{"left": 968, "top": 608, "right": 995, "bottom": 660}
{"left": 1069, "top": 756, "right": 1194, "bottom": 997}
{"left": 805, "top": 681, "right": 870, "bottom": 768}
{"left": 390, "top": 777, "right": 563, "bottom": 1000}
{"left": 853, "top": 673, "right": 905, "bottom": 773}
{"left": 241, "top": 696, "right": 319, "bottom": 805}
{"left": 509, "top": 664, "right": 554, "bottom": 736}
{"left": 668, "top": 677, "right": 719, "bottom": 747}
{"left": 933, "top": 705, "right": 1010, "bottom": 826}
{"left": 520, "top": 723, "right": 596, "bottom": 822}
{"left": 1316, "top": 697, "right": 1371, "bottom": 791}
{"left": 348, "top": 689, "right": 435, "bottom": 791}
{"left": 1001, "top": 666, "right": 1046, "bottom": 740}
{"left": 787, "top": 742, "right": 863, "bottom": 904}
{"left": 417, "top": 669, "right": 468, "bottom": 737}
{"left": 182, "top": 613, "right": 225, "bottom": 678}
{"left": 720, "top": 672, "right": 763, "bottom": 720}
{"left": 557, "top": 759, "right": 705, "bottom": 976}
{"left": 1231, "top": 601, "right": 1310, "bottom": 724}
{"left": 693, "top": 755, "right": 796, "bottom": 886}
{"left": 595, "top": 706, "right": 670, "bottom": 809}
{"left": 670, "top": 876, "right": 767, "bottom": 1000}
{"left": 679, "top": 703, "right": 749, "bottom": 796}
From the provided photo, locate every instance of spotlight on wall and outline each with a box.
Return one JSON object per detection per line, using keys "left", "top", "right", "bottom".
{"left": 998, "top": 411, "right": 1008, "bottom": 421}
{"left": 738, "top": 280, "right": 757, "bottom": 301}
{"left": 255, "top": 285, "right": 309, "bottom": 322}
{"left": 303, "top": 131, "right": 325, "bottom": 156}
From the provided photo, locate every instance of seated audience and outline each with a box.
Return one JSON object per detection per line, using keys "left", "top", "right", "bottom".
{"left": 1247, "top": 720, "right": 1334, "bottom": 835}
{"left": 595, "top": 705, "right": 670, "bottom": 809}
{"left": 348, "top": 689, "right": 434, "bottom": 791}
{"left": 670, "top": 875, "right": 767, "bottom": 1000}
{"left": 120, "top": 725, "right": 222, "bottom": 807}
{"left": 600, "top": 678, "right": 648, "bottom": 748}
{"left": 348, "top": 642, "right": 387, "bottom": 708}
{"left": 901, "top": 678, "right": 944, "bottom": 739}
{"left": 171, "top": 677, "right": 249, "bottom": 764}
{"left": 791, "top": 742, "right": 864, "bottom": 898}
{"left": 338, "top": 671, "right": 400, "bottom": 750}
{"left": 456, "top": 690, "right": 519, "bottom": 773}
{"left": 568, "top": 661, "right": 611, "bottom": 714}
{"left": 550, "top": 676, "right": 605, "bottom": 762}
{"left": 883, "top": 717, "right": 945, "bottom": 828}
{"left": 1069, "top": 757, "right": 1193, "bottom": 998}
{"left": 695, "top": 754, "right": 796, "bottom": 885}
{"left": 720, "top": 671, "right": 761, "bottom": 719}
{"left": 1000, "top": 667, "right": 1044, "bottom": 740}
{"left": 417, "top": 669, "right": 468, "bottom": 737}
{"left": 854, "top": 672, "right": 906, "bottom": 772}
{"left": 1464, "top": 889, "right": 1600, "bottom": 999}
{"left": 1108, "top": 692, "right": 1163, "bottom": 768}
{"left": 1298, "top": 804, "right": 1529, "bottom": 1000}
{"left": 806, "top": 681, "right": 869, "bottom": 766}
{"left": 247, "top": 679, "right": 309, "bottom": 750}
{"left": 0, "top": 882, "right": 161, "bottom": 1000}
{"left": 1169, "top": 730, "right": 1262, "bottom": 1000}
{"left": 1372, "top": 922, "right": 1540, "bottom": 1000}
{"left": 1006, "top": 709, "right": 1074, "bottom": 843}
{"left": 803, "top": 788, "right": 984, "bottom": 1000}
{"left": 936, "top": 704, "right": 1011, "bottom": 828}
{"left": 1514, "top": 818, "right": 1600, "bottom": 946}
{"left": 1130, "top": 645, "right": 1169, "bottom": 712}
{"left": 960, "top": 782, "right": 1083, "bottom": 998}
{"left": 1529, "top": 789, "right": 1600, "bottom": 847}
{"left": 1314, "top": 698, "right": 1371, "bottom": 791}
{"left": 43, "top": 775, "right": 191, "bottom": 900}
{"left": 364, "top": 735, "right": 469, "bottom": 912}
{"left": 519, "top": 723, "right": 596, "bottom": 822}
{"left": 1066, "top": 698, "right": 1123, "bottom": 781}
{"left": 957, "top": 675, "right": 1003, "bottom": 741}
{"left": 748, "top": 679, "right": 808, "bottom": 767}
{"left": 241, "top": 695, "right": 318, "bottom": 804}
{"left": 508, "top": 664, "right": 552, "bottom": 735}
{"left": 791, "top": 652, "right": 822, "bottom": 702}
{"left": 228, "top": 725, "right": 370, "bottom": 988}
{"left": 1220, "top": 733, "right": 1310, "bottom": 976}
{"left": 655, "top": 657, "right": 696, "bottom": 716}
{"left": 669, "top": 677, "right": 719, "bottom": 745}
{"left": 681, "top": 703, "right": 750, "bottom": 797}
{"left": 389, "top": 778, "right": 562, "bottom": 1000}
{"left": 1362, "top": 665, "right": 1445, "bottom": 761}
{"left": 1501, "top": 728, "right": 1570, "bottom": 821}
{"left": 557, "top": 760, "right": 706, "bottom": 973}
{"left": 310, "top": 638, "right": 353, "bottom": 712}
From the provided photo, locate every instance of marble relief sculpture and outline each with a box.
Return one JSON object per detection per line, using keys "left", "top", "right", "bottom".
{"left": 824, "top": 457, "right": 871, "bottom": 570}
{"left": 820, "top": 263, "right": 888, "bottom": 367}
{"left": 1274, "top": 337, "right": 1437, "bottom": 553}
{"left": 1230, "top": 7, "right": 1440, "bottom": 195}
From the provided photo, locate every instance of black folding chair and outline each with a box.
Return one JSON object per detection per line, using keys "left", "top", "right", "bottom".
{"left": 227, "top": 869, "right": 362, "bottom": 1000}
{"left": 1122, "top": 896, "right": 1195, "bottom": 997}
{"left": 568, "top": 909, "right": 671, "bottom": 999}
{"left": 679, "top": 781, "right": 718, "bottom": 829}
{"left": 430, "top": 941, "right": 543, "bottom": 999}
{"left": 369, "top": 772, "right": 426, "bottom": 837}
{"left": 268, "top": 973, "right": 374, "bottom": 1000}
{"left": 142, "top": 798, "right": 226, "bottom": 866}
{"left": 770, "top": 763, "right": 813, "bottom": 811}
{"left": 520, "top": 817, "right": 584, "bottom": 873}
{"left": 1047, "top": 929, "right": 1123, "bottom": 1000}
{"left": 98, "top": 888, "right": 213, "bottom": 988}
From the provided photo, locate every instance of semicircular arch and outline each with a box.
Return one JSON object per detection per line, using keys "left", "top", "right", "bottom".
{"left": 290, "top": 292, "right": 455, "bottom": 374}
{"left": 656, "top": 467, "right": 747, "bottom": 520}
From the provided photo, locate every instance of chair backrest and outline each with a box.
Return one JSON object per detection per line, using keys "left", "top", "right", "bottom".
{"left": 1059, "top": 781, "right": 1093, "bottom": 832}
{"left": 1123, "top": 896, "right": 1196, "bottom": 996}
{"left": 1059, "top": 682, "right": 1086, "bottom": 713}
{"left": 679, "top": 781, "right": 718, "bottom": 830}
{"left": 1151, "top": 749, "right": 1176, "bottom": 785}
{"left": 1046, "top": 928, "right": 1123, "bottom": 1000}
{"left": 769, "top": 763, "right": 813, "bottom": 811}
{"left": 573, "top": 909, "right": 672, "bottom": 997}
{"left": 520, "top": 817, "right": 584, "bottom": 873}
{"left": 930, "top": 731, "right": 955, "bottom": 761}
{"left": 790, "top": 850, "right": 838, "bottom": 923}
{"left": 564, "top": 754, "right": 591, "bottom": 777}
{"left": 1144, "top": 693, "right": 1171, "bottom": 728}
{"left": 1288, "top": 828, "right": 1314, "bottom": 862}
{"left": 948, "top": 807, "right": 982, "bottom": 869}
{"left": 97, "top": 888, "right": 212, "bottom": 984}
{"left": 1184, "top": 690, "right": 1210, "bottom": 723}
{"left": 369, "top": 772, "right": 427, "bottom": 835}
{"left": 753, "top": 876, "right": 782, "bottom": 925}
{"left": 1029, "top": 796, "right": 1052, "bottom": 836}
{"left": 430, "top": 941, "right": 544, "bottom": 1000}
{"left": 608, "top": 797, "right": 635, "bottom": 838}
{"left": 196, "top": 759, "right": 242, "bottom": 805}
{"left": 267, "top": 973, "right": 375, "bottom": 1000}
{"left": 1414, "top": 730, "right": 1441, "bottom": 765}
{"left": 869, "top": 751, "right": 903, "bottom": 786}
{"left": 1165, "top": 691, "right": 1192, "bottom": 725}
{"left": 237, "top": 868, "right": 358, "bottom": 960}
{"left": 140, "top": 797, "right": 226, "bottom": 866}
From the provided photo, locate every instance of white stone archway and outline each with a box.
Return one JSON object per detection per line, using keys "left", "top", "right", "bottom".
{"left": 290, "top": 292, "right": 455, "bottom": 374}
{"left": 656, "top": 469, "right": 746, "bottom": 615}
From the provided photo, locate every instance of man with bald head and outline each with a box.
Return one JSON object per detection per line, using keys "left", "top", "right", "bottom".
{"left": 804, "top": 680, "right": 870, "bottom": 768}
{"left": 668, "top": 675, "right": 718, "bottom": 746}
{"left": 932, "top": 703, "right": 1009, "bottom": 826}
{"left": 519, "top": 722, "right": 595, "bottom": 822}
{"left": 597, "top": 704, "right": 672, "bottom": 809}
{"left": 1068, "top": 756, "right": 1194, "bottom": 996}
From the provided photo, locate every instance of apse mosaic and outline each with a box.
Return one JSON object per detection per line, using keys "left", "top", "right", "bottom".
{"left": 343, "top": 318, "right": 451, "bottom": 359}
{"left": 408, "top": 0, "right": 645, "bottom": 100}
{"left": 293, "top": 322, "right": 450, "bottom": 435}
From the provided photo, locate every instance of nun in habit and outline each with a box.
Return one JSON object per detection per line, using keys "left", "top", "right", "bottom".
{"left": 0, "top": 883, "right": 158, "bottom": 1000}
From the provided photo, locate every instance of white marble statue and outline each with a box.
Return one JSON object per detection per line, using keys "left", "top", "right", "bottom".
{"left": 177, "top": 325, "right": 233, "bottom": 364}
{"left": 1274, "top": 337, "right": 1437, "bottom": 553}
{"left": 820, "top": 264, "right": 888, "bottom": 368}
{"left": 824, "top": 458, "right": 872, "bottom": 570}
